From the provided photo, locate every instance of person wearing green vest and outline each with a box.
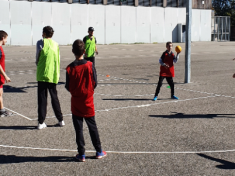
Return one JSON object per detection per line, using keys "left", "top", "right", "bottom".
{"left": 36, "top": 26, "right": 64, "bottom": 130}
{"left": 83, "top": 27, "right": 98, "bottom": 66}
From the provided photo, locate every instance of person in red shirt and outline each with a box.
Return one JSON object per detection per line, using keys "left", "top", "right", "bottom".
{"left": 65, "top": 39, "right": 106, "bottom": 162}
{"left": 153, "top": 42, "right": 180, "bottom": 101}
{"left": 0, "top": 31, "right": 12, "bottom": 117}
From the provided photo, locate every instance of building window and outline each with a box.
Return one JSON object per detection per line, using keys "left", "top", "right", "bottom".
{"left": 167, "top": 0, "right": 177, "bottom": 7}
{"left": 178, "top": 0, "right": 186, "bottom": 7}
{"left": 121, "top": 0, "right": 134, "bottom": 6}
{"left": 139, "top": 0, "right": 150, "bottom": 6}
{"left": 152, "top": 0, "right": 163, "bottom": 7}
{"left": 72, "top": 0, "right": 87, "bottom": 3}
{"left": 89, "top": 0, "right": 103, "bottom": 4}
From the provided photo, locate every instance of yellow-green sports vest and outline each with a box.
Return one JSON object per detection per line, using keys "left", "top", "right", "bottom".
{"left": 37, "top": 39, "right": 60, "bottom": 84}
{"left": 85, "top": 36, "right": 96, "bottom": 57}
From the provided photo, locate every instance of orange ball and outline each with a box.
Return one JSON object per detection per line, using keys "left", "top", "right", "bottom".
{"left": 175, "top": 46, "right": 182, "bottom": 53}
{"left": 106, "top": 75, "right": 110, "bottom": 77}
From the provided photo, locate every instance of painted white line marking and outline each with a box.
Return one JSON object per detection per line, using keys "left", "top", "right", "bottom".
{"left": 1, "top": 144, "right": 235, "bottom": 154}
{"left": 5, "top": 107, "right": 32, "bottom": 121}
{"left": 40, "top": 96, "right": 215, "bottom": 119}
{"left": 94, "top": 96, "right": 216, "bottom": 112}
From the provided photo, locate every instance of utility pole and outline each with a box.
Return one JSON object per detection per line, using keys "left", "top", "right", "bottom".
{"left": 185, "top": 0, "right": 192, "bottom": 83}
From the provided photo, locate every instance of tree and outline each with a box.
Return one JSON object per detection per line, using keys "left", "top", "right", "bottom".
{"left": 212, "top": 0, "right": 235, "bottom": 26}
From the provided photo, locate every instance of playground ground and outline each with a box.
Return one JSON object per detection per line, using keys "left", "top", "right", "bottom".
{"left": 1, "top": 41, "right": 235, "bottom": 175}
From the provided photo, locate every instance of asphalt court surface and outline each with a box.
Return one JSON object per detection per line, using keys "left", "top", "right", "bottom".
{"left": 1, "top": 42, "right": 235, "bottom": 175}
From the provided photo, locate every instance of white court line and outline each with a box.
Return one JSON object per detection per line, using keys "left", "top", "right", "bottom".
{"left": 1, "top": 144, "right": 235, "bottom": 154}
{"left": 31, "top": 95, "right": 217, "bottom": 120}
{"left": 94, "top": 95, "right": 217, "bottom": 112}
{"left": 98, "top": 74, "right": 235, "bottom": 99}
{"left": 5, "top": 107, "right": 32, "bottom": 121}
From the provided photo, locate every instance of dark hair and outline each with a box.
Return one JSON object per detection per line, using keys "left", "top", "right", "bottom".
{"left": 43, "top": 26, "right": 54, "bottom": 38}
{"left": 0, "top": 30, "right": 8, "bottom": 41}
{"left": 72, "top": 39, "right": 85, "bottom": 57}
{"left": 166, "top": 42, "right": 173, "bottom": 47}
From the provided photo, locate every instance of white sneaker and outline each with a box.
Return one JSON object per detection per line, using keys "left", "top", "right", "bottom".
{"left": 58, "top": 120, "right": 65, "bottom": 127}
{"left": 38, "top": 122, "right": 47, "bottom": 130}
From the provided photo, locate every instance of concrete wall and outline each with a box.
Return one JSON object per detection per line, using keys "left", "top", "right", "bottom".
{"left": 0, "top": 0, "right": 212, "bottom": 45}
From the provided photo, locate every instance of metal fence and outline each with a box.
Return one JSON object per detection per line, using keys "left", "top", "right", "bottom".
{"left": 211, "top": 16, "right": 230, "bottom": 41}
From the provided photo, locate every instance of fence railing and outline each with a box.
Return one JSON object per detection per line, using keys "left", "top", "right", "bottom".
{"left": 211, "top": 16, "right": 230, "bottom": 42}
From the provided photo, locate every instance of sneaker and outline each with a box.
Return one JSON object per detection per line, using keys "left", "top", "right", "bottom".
{"left": 153, "top": 96, "right": 158, "bottom": 101}
{"left": 171, "top": 95, "right": 179, "bottom": 100}
{"left": 75, "top": 154, "right": 85, "bottom": 162}
{"left": 0, "top": 110, "right": 13, "bottom": 117}
{"left": 58, "top": 120, "right": 65, "bottom": 127}
{"left": 96, "top": 151, "right": 107, "bottom": 159}
{"left": 37, "top": 122, "right": 47, "bottom": 130}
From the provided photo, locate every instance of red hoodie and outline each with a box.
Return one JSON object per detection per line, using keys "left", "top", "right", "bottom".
{"left": 65, "top": 60, "right": 97, "bottom": 117}
{"left": 160, "top": 51, "right": 175, "bottom": 77}
{"left": 0, "top": 46, "right": 5, "bottom": 85}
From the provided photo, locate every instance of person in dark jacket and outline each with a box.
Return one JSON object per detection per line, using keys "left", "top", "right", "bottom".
{"left": 65, "top": 39, "right": 106, "bottom": 162}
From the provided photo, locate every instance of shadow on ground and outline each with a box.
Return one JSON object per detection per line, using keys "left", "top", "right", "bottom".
{"left": 0, "top": 155, "right": 97, "bottom": 164}
{"left": 198, "top": 154, "right": 235, "bottom": 169}
{"left": 3, "top": 85, "right": 27, "bottom": 93}
{"left": 0, "top": 124, "right": 63, "bottom": 130}
{"left": 149, "top": 112, "right": 235, "bottom": 119}
{"left": 27, "top": 82, "right": 65, "bottom": 85}
{"left": 3, "top": 82, "right": 65, "bottom": 93}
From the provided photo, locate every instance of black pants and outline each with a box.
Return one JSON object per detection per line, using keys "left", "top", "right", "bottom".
{"left": 72, "top": 114, "right": 102, "bottom": 155}
{"left": 38, "top": 81, "right": 63, "bottom": 124}
{"left": 84, "top": 57, "right": 95, "bottom": 67}
{"left": 154, "top": 76, "right": 174, "bottom": 97}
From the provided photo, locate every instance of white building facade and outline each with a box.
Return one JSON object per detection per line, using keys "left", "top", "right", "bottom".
{"left": 0, "top": 0, "right": 211, "bottom": 45}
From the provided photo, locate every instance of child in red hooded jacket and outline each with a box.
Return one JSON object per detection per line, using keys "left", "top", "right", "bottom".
{"left": 0, "top": 31, "right": 12, "bottom": 117}
{"left": 153, "top": 42, "right": 180, "bottom": 101}
{"left": 65, "top": 39, "right": 106, "bottom": 162}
